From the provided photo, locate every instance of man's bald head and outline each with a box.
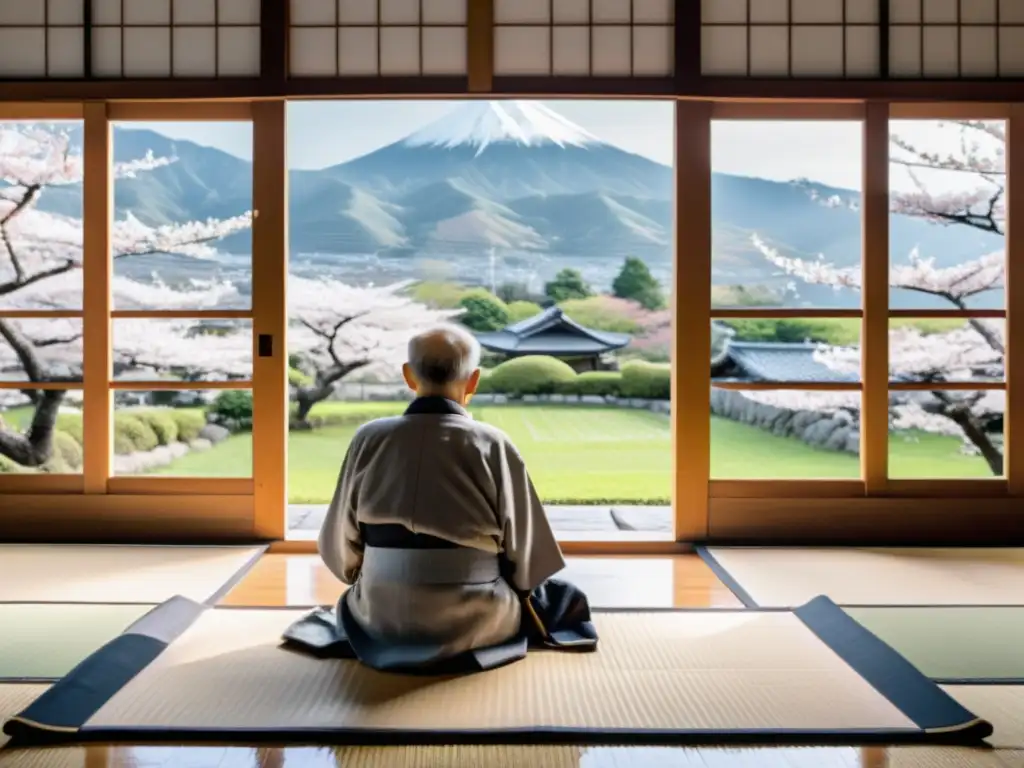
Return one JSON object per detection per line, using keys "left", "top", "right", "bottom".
{"left": 407, "top": 324, "right": 481, "bottom": 388}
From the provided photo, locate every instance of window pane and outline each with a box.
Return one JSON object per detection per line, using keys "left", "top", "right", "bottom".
{"left": 889, "top": 119, "right": 1006, "bottom": 311}
{"left": 711, "top": 120, "right": 863, "bottom": 310}
{"left": 111, "top": 121, "right": 253, "bottom": 311}
{"left": 711, "top": 387, "right": 861, "bottom": 478}
{"left": 889, "top": 390, "right": 1004, "bottom": 478}
{"left": 889, "top": 317, "right": 1004, "bottom": 384}
{"left": 112, "top": 318, "right": 252, "bottom": 382}
{"left": 0, "top": 388, "right": 83, "bottom": 474}
{"left": 0, "top": 318, "right": 82, "bottom": 383}
{"left": 112, "top": 388, "right": 252, "bottom": 476}
{"left": 286, "top": 99, "right": 675, "bottom": 540}
{"left": 712, "top": 317, "right": 861, "bottom": 383}
{"left": 0, "top": 120, "right": 84, "bottom": 311}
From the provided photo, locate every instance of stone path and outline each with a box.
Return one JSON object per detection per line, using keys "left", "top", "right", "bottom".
{"left": 288, "top": 504, "right": 672, "bottom": 536}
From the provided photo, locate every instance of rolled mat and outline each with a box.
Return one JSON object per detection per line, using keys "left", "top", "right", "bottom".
{"left": 1, "top": 596, "right": 992, "bottom": 747}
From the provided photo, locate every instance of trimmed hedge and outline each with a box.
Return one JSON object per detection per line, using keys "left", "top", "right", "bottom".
{"left": 113, "top": 414, "right": 159, "bottom": 455}
{"left": 130, "top": 409, "right": 179, "bottom": 446}
{"left": 555, "top": 371, "right": 622, "bottom": 397}
{"left": 485, "top": 356, "right": 577, "bottom": 397}
{"left": 620, "top": 361, "right": 671, "bottom": 400}
{"left": 169, "top": 410, "right": 207, "bottom": 442}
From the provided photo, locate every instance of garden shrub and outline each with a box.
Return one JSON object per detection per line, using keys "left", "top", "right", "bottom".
{"left": 0, "top": 454, "right": 22, "bottom": 473}
{"left": 113, "top": 414, "right": 159, "bottom": 453}
{"left": 208, "top": 390, "right": 254, "bottom": 431}
{"left": 46, "top": 430, "right": 83, "bottom": 471}
{"left": 457, "top": 288, "right": 510, "bottom": 332}
{"left": 620, "top": 361, "right": 671, "bottom": 400}
{"left": 55, "top": 412, "right": 84, "bottom": 445}
{"left": 169, "top": 409, "right": 207, "bottom": 442}
{"left": 506, "top": 300, "right": 542, "bottom": 323}
{"left": 486, "top": 356, "right": 577, "bottom": 396}
{"left": 289, "top": 367, "right": 313, "bottom": 387}
{"left": 131, "top": 409, "right": 179, "bottom": 445}
{"left": 575, "top": 371, "right": 622, "bottom": 397}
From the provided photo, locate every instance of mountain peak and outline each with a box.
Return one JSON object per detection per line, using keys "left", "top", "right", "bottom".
{"left": 400, "top": 101, "right": 599, "bottom": 156}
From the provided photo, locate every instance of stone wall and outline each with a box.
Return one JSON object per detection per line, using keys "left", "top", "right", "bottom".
{"left": 472, "top": 391, "right": 859, "bottom": 454}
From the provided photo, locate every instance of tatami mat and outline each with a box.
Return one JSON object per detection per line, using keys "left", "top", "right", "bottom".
{"left": 701, "top": 547, "right": 1024, "bottom": 607}
{"left": 0, "top": 686, "right": 47, "bottom": 750}
{"left": 5, "top": 603, "right": 990, "bottom": 745}
{"left": 944, "top": 686, "right": 1024, "bottom": 750}
{"left": 0, "top": 605, "right": 150, "bottom": 682}
{"left": 846, "top": 607, "right": 1024, "bottom": 683}
{"left": 0, "top": 545, "right": 264, "bottom": 604}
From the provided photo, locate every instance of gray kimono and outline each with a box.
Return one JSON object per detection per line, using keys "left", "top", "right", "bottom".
{"left": 317, "top": 396, "right": 566, "bottom": 665}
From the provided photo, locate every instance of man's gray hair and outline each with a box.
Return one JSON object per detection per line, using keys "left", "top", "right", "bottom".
{"left": 407, "top": 324, "right": 482, "bottom": 386}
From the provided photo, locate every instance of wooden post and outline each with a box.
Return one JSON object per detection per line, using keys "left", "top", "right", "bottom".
{"left": 251, "top": 100, "right": 288, "bottom": 539}
{"left": 82, "top": 101, "right": 112, "bottom": 494}
{"left": 467, "top": 0, "right": 494, "bottom": 93}
{"left": 862, "top": 101, "right": 890, "bottom": 493}
{"left": 673, "top": 100, "right": 712, "bottom": 540}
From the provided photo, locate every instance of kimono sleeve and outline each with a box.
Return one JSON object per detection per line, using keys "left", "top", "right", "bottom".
{"left": 317, "top": 438, "right": 363, "bottom": 585}
{"left": 497, "top": 439, "right": 565, "bottom": 593}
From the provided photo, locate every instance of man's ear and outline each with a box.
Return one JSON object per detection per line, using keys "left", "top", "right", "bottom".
{"left": 401, "top": 363, "right": 418, "bottom": 393}
{"left": 466, "top": 368, "right": 481, "bottom": 395}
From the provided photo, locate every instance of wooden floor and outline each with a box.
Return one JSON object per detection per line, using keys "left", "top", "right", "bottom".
{"left": 0, "top": 554, "right": 1019, "bottom": 767}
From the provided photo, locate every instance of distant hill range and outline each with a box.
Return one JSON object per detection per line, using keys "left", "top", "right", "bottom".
{"left": 35, "top": 100, "right": 1004, "bottom": 309}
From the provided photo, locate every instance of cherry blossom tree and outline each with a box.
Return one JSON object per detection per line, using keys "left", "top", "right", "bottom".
{"left": 288, "top": 276, "right": 459, "bottom": 426}
{"left": 1, "top": 124, "right": 252, "bottom": 468}
{"left": 748, "top": 120, "right": 1006, "bottom": 474}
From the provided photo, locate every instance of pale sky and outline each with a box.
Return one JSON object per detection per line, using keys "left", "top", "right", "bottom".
{"left": 127, "top": 103, "right": 987, "bottom": 194}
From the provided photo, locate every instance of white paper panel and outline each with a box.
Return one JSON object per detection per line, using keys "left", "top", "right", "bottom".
{"left": 338, "top": 0, "right": 378, "bottom": 23}
{"left": 889, "top": 25, "right": 922, "bottom": 76}
{"left": 422, "top": 0, "right": 466, "bottom": 24}
{"left": 960, "top": 25, "right": 997, "bottom": 75}
{"left": 47, "top": 26, "right": 84, "bottom": 75}
{"left": 495, "top": 25, "right": 550, "bottom": 74}
{"left": 792, "top": 0, "right": 843, "bottom": 24}
{"left": 923, "top": 0, "right": 958, "bottom": 23}
{"left": 592, "top": 0, "right": 631, "bottom": 24}
{"left": 960, "top": 0, "right": 997, "bottom": 23}
{"left": 124, "top": 0, "right": 172, "bottom": 25}
{"left": 91, "top": 27, "right": 121, "bottom": 75}
{"left": 1000, "top": 27, "right": 1024, "bottom": 74}
{"left": 123, "top": 27, "right": 172, "bottom": 76}
{"left": 791, "top": 25, "right": 844, "bottom": 75}
{"left": 633, "top": 25, "right": 672, "bottom": 75}
{"left": 1002, "top": 0, "right": 1024, "bottom": 23}
{"left": 380, "top": 0, "right": 419, "bottom": 24}
{"left": 219, "top": 0, "right": 260, "bottom": 24}
{"left": 552, "top": 26, "right": 590, "bottom": 74}
{"left": 591, "top": 25, "right": 631, "bottom": 75}
{"left": 890, "top": 0, "right": 921, "bottom": 22}
{"left": 633, "top": 0, "right": 673, "bottom": 23}
{"left": 49, "top": 0, "right": 84, "bottom": 25}
{"left": 422, "top": 26, "right": 466, "bottom": 73}
{"left": 845, "top": 24, "right": 879, "bottom": 76}
{"left": 751, "top": 0, "right": 788, "bottom": 24}
{"left": 846, "top": 0, "right": 879, "bottom": 23}
{"left": 92, "top": 0, "right": 121, "bottom": 24}
{"left": 218, "top": 25, "right": 259, "bottom": 74}
{"left": 494, "top": 0, "right": 549, "bottom": 24}
{"left": 701, "top": 0, "right": 746, "bottom": 24}
{"left": 749, "top": 25, "right": 788, "bottom": 76}
{"left": 175, "top": 0, "right": 217, "bottom": 23}
{"left": 173, "top": 26, "right": 216, "bottom": 75}
{"left": 290, "top": 27, "right": 337, "bottom": 75}
{"left": 554, "top": 0, "right": 590, "bottom": 24}
{"left": 701, "top": 25, "right": 746, "bottom": 74}
{"left": 0, "top": 2, "right": 45, "bottom": 24}
{"left": 379, "top": 25, "right": 419, "bottom": 74}
{"left": 290, "top": 0, "right": 335, "bottom": 25}
{"left": 922, "top": 25, "right": 958, "bottom": 76}
{"left": 338, "top": 26, "right": 377, "bottom": 73}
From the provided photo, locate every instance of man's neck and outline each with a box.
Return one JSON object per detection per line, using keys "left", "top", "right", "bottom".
{"left": 416, "top": 389, "right": 464, "bottom": 405}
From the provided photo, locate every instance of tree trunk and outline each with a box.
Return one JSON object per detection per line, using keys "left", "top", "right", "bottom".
{"left": 945, "top": 405, "right": 1004, "bottom": 476}
{"left": 291, "top": 360, "right": 369, "bottom": 428}
{"left": 0, "top": 389, "right": 65, "bottom": 467}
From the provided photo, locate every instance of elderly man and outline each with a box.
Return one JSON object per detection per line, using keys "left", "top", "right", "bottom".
{"left": 296, "top": 324, "right": 595, "bottom": 673}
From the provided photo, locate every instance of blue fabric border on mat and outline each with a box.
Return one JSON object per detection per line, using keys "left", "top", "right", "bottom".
{"left": 795, "top": 595, "right": 991, "bottom": 737}
{"left": 3, "top": 596, "right": 206, "bottom": 741}
{"left": 694, "top": 546, "right": 758, "bottom": 607}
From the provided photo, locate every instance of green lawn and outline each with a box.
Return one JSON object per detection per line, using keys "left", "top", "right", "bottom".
{"left": 2, "top": 401, "right": 995, "bottom": 498}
